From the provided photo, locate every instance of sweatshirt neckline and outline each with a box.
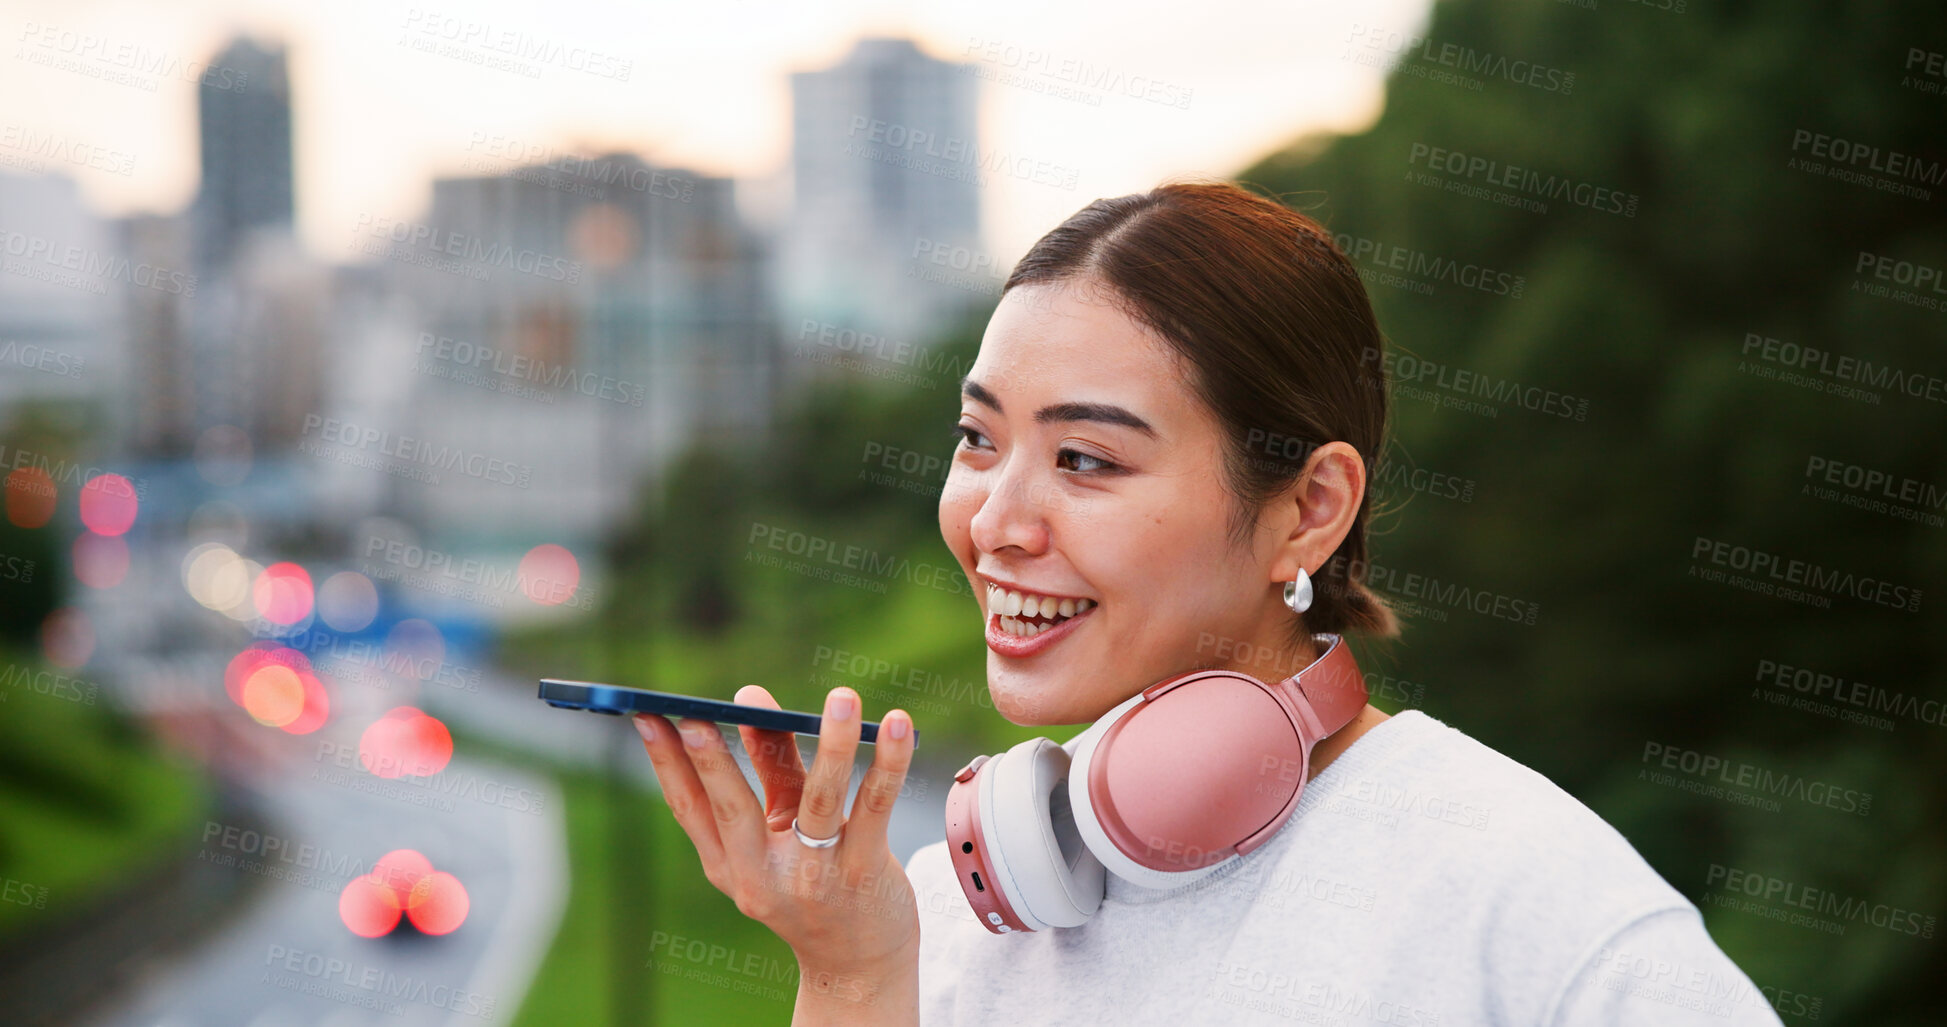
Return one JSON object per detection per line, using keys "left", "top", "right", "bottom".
{"left": 1102, "top": 707, "right": 1435, "bottom": 904}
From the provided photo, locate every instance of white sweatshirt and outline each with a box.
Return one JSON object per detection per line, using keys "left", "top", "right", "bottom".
{"left": 906, "top": 708, "right": 1787, "bottom": 1026}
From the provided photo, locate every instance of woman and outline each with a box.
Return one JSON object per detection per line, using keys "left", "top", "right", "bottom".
{"left": 632, "top": 181, "right": 1783, "bottom": 1025}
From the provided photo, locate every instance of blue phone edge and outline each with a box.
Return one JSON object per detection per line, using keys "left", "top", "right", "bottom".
{"left": 535, "top": 679, "right": 916, "bottom": 747}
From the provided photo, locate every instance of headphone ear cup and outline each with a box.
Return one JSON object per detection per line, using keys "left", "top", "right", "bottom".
{"left": 1066, "top": 685, "right": 1261, "bottom": 896}
{"left": 983, "top": 738, "right": 1104, "bottom": 930}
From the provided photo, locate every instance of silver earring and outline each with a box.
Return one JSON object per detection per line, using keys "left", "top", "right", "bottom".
{"left": 1284, "top": 570, "right": 1313, "bottom": 614}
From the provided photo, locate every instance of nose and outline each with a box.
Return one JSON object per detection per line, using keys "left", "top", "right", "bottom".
{"left": 966, "top": 465, "right": 1051, "bottom": 557}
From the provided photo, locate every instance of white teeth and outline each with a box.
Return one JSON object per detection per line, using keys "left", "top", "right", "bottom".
{"left": 987, "top": 586, "right": 1097, "bottom": 634}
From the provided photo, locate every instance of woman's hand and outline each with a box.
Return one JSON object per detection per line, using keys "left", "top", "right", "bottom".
{"left": 633, "top": 685, "right": 920, "bottom": 1024}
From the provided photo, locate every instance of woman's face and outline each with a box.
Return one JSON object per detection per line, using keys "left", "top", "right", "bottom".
{"left": 939, "top": 278, "right": 1304, "bottom": 725}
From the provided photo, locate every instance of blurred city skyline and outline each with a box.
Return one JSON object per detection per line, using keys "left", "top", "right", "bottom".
{"left": 6, "top": 0, "right": 1427, "bottom": 263}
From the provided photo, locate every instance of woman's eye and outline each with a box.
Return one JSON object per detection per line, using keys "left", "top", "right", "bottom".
{"left": 1058, "top": 448, "right": 1116, "bottom": 474}
{"left": 952, "top": 425, "right": 1117, "bottom": 474}
{"left": 951, "top": 423, "right": 990, "bottom": 450}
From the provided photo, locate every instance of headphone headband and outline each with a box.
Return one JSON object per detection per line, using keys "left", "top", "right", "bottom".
{"left": 1275, "top": 633, "right": 1366, "bottom": 740}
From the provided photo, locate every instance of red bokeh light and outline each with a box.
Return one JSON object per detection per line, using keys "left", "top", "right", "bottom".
{"left": 4, "top": 467, "right": 56, "bottom": 528}
{"left": 372, "top": 848, "right": 434, "bottom": 898}
{"left": 338, "top": 849, "right": 468, "bottom": 938}
{"left": 518, "top": 543, "right": 580, "bottom": 605}
{"left": 281, "top": 671, "right": 331, "bottom": 735}
{"left": 224, "top": 644, "right": 309, "bottom": 706}
{"left": 78, "top": 473, "right": 138, "bottom": 536}
{"left": 225, "top": 643, "right": 329, "bottom": 732}
{"left": 338, "top": 874, "right": 404, "bottom": 938}
{"left": 406, "top": 872, "right": 470, "bottom": 935}
{"left": 252, "top": 561, "right": 314, "bottom": 624}
{"left": 241, "top": 664, "right": 305, "bottom": 727}
{"left": 358, "top": 707, "right": 454, "bottom": 779}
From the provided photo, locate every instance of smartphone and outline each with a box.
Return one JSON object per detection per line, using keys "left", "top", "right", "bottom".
{"left": 537, "top": 679, "right": 914, "bottom": 747}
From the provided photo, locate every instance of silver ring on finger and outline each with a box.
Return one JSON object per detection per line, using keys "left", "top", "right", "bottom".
{"left": 792, "top": 815, "right": 841, "bottom": 849}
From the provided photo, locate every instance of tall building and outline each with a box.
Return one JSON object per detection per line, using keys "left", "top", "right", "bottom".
{"left": 357, "top": 153, "right": 779, "bottom": 553}
{"left": 783, "top": 37, "right": 983, "bottom": 348}
{"left": 172, "top": 35, "right": 327, "bottom": 458}
{"left": 0, "top": 171, "right": 125, "bottom": 434}
{"left": 191, "top": 36, "right": 293, "bottom": 274}
{"left": 115, "top": 211, "right": 194, "bottom": 455}
{"left": 199, "top": 231, "right": 330, "bottom": 451}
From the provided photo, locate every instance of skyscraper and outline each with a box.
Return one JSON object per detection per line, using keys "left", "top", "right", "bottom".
{"left": 784, "top": 37, "right": 982, "bottom": 347}
{"left": 191, "top": 36, "right": 292, "bottom": 274}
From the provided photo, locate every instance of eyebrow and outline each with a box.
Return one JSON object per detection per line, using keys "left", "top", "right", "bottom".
{"left": 960, "top": 376, "right": 1158, "bottom": 438}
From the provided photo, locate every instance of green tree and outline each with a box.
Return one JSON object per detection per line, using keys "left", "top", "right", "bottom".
{"left": 1242, "top": 1, "right": 1945, "bottom": 1018}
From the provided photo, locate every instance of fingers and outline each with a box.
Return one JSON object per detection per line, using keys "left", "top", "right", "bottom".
{"left": 734, "top": 684, "right": 806, "bottom": 831}
{"left": 840, "top": 709, "right": 914, "bottom": 862}
{"left": 632, "top": 714, "right": 726, "bottom": 867}
{"left": 670, "top": 715, "right": 768, "bottom": 871}
{"left": 794, "top": 687, "right": 863, "bottom": 842}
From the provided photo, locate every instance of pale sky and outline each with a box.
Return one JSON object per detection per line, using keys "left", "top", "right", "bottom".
{"left": 7, "top": 0, "right": 1431, "bottom": 263}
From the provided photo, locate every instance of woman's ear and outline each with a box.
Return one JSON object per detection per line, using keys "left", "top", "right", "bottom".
{"left": 1269, "top": 441, "right": 1366, "bottom": 584}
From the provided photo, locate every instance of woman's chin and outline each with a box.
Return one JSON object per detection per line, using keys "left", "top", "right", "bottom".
{"left": 989, "top": 684, "right": 1063, "bottom": 726}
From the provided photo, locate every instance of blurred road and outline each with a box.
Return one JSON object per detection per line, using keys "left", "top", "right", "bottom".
{"left": 86, "top": 639, "right": 569, "bottom": 1027}
{"left": 83, "top": 661, "right": 952, "bottom": 1027}
{"left": 90, "top": 746, "right": 565, "bottom": 1027}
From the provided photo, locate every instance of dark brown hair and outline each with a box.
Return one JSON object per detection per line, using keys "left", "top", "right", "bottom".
{"left": 1001, "top": 178, "right": 1401, "bottom": 640}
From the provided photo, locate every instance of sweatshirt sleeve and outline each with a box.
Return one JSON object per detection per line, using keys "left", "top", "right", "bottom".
{"left": 1548, "top": 905, "right": 1788, "bottom": 1026}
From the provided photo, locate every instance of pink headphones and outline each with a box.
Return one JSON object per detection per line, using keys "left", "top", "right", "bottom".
{"left": 943, "top": 633, "right": 1366, "bottom": 933}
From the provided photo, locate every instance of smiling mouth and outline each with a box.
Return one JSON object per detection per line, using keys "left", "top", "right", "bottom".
{"left": 986, "top": 584, "right": 1097, "bottom": 638}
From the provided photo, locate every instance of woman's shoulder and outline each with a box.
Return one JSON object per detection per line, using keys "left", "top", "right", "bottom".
{"left": 1239, "top": 708, "right": 1749, "bottom": 1022}
{"left": 904, "top": 712, "right": 1770, "bottom": 1024}
{"left": 1289, "top": 707, "right": 1695, "bottom": 924}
